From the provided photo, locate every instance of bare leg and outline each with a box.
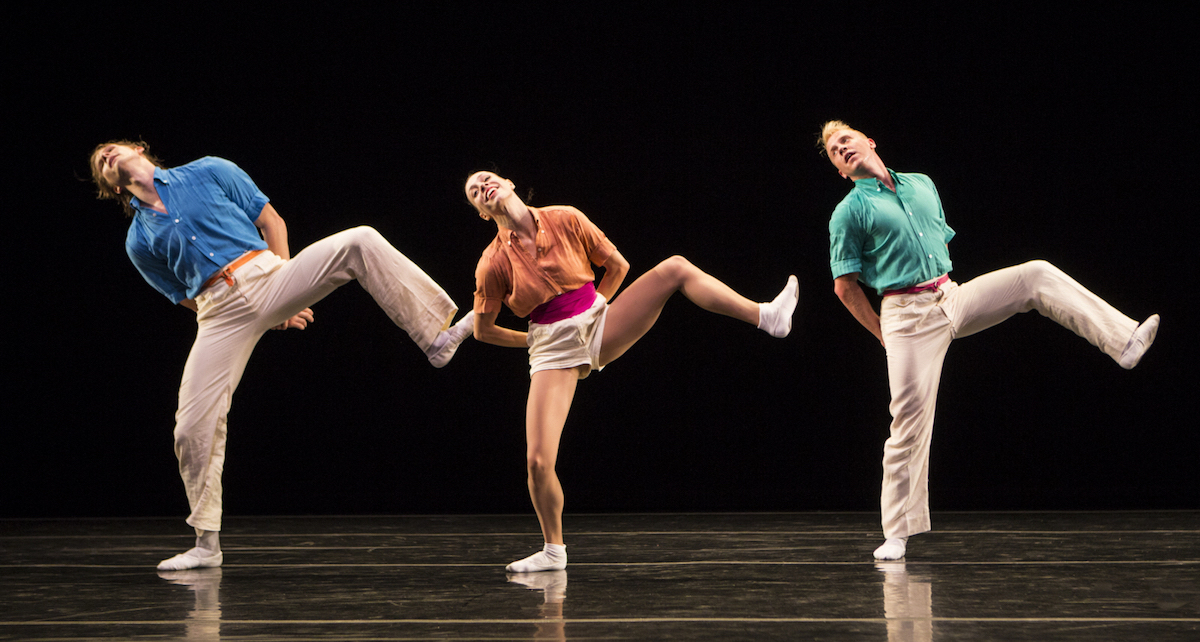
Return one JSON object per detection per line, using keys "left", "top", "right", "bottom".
{"left": 600, "top": 256, "right": 763, "bottom": 365}
{"left": 525, "top": 367, "right": 579, "bottom": 545}
{"left": 505, "top": 367, "right": 583, "bottom": 573}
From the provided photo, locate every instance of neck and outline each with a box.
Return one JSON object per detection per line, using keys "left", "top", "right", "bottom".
{"left": 850, "top": 156, "right": 893, "bottom": 191}
{"left": 123, "top": 162, "right": 165, "bottom": 212}
{"left": 492, "top": 198, "right": 535, "bottom": 237}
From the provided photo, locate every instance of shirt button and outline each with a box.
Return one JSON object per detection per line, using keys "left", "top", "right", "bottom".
{"left": 191, "top": 236, "right": 197, "bottom": 240}
{"left": 919, "top": 233, "right": 924, "bottom": 237}
{"left": 209, "top": 253, "right": 215, "bottom": 257}
{"left": 928, "top": 254, "right": 933, "bottom": 259}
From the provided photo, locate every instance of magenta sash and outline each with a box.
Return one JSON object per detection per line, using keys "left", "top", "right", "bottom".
{"left": 530, "top": 282, "right": 598, "bottom": 324}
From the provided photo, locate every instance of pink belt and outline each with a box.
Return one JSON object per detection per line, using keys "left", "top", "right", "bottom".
{"left": 530, "top": 282, "right": 597, "bottom": 324}
{"left": 883, "top": 274, "right": 949, "bottom": 297}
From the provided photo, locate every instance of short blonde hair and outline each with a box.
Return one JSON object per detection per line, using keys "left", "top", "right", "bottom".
{"left": 817, "top": 120, "right": 858, "bottom": 155}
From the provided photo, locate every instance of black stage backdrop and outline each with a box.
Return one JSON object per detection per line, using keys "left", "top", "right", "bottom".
{"left": 5, "top": 4, "right": 1195, "bottom": 519}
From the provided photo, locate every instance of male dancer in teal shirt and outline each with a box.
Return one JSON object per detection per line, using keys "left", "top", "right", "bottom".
{"left": 821, "top": 121, "right": 1159, "bottom": 560}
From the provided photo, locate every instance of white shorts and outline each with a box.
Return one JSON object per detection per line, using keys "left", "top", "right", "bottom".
{"left": 527, "top": 294, "right": 607, "bottom": 378}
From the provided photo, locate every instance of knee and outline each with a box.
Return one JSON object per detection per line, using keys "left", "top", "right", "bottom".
{"left": 1021, "top": 259, "right": 1060, "bottom": 281}
{"left": 173, "top": 421, "right": 208, "bottom": 451}
{"left": 526, "top": 453, "right": 557, "bottom": 479}
{"left": 1018, "top": 259, "right": 1068, "bottom": 291}
{"left": 345, "top": 225, "right": 385, "bottom": 247}
{"left": 653, "top": 255, "right": 695, "bottom": 283}
{"left": 173, "top": 404, "right": 221, "bottom": 444}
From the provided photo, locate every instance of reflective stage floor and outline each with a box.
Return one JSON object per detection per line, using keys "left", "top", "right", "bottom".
{"left": 2, "top": 511, "right": 1197, "bottom": 640}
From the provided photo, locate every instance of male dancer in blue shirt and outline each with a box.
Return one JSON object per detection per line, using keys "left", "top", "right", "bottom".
{"left": 91, "top": 141, "right": 475, "bottom": 570}
{"left": 820, "top": 121, "right": 1159, "bottom": 560}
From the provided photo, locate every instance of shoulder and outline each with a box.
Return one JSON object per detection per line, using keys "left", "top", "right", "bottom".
{"left": 541, "top": 205, "right": 598, "bottom": 233}
{"left": 898, "top": 171, "right": 936, "bottom": 189}
{"left": 829, "top": 189, "right": 867, "bottom": 228}
{"left": 124, "top": 219, "right": 154, "bottom": 256}
{"left": 162, "top": 156, "right": 233, "bottom": 181}
{"left": 538, "top": 205, "right": 581, "bottom": 221}
{"left": 179, "top": 156, "right": 245, "bottom": 180}
{"left": 475, "top": 237, "right": 512, "bottom": 278}
{"left": 477, "top": 236, "right": 507, "bottom": 266}
{"left": 200, "top": 156, "right": 240, "bottom": 173}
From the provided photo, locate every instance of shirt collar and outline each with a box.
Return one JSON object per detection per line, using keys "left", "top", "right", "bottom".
{"left": 130, "top": 167, "right": 170, "bottom": 213}
{"left": 499, "top": 206, "right": 542, "bottom": 244}
{"left": 853, "top": 168, "right": 902, "bottom": 193}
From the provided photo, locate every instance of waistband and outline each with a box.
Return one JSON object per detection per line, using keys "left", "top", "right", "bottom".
{"left": 201, "top": 250, "right": 267, "bottom": 291}
{"left": 883, "top": 274, "right": 949, "bottom": 297}
{"left": 530, "top": 282, "right": 597, "bottom": 324}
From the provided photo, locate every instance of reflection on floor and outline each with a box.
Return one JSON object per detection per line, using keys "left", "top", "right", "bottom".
{"left": 2, "top": 512, "right": 1197, "bottom": 640}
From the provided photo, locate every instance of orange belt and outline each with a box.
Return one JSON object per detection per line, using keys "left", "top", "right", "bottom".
{"left": 201, "top": 250, "right": 267, "bottom": 290}
{"left": 883, "top": 274, "right": 949, "bottom": 297}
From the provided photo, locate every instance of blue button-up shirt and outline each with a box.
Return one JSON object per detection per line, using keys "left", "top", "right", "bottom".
{"left": 125, "top": 157, "right": 270, "bottom": 303}
{"left": 828, "top": 169, "right": 955, "bottom": 295}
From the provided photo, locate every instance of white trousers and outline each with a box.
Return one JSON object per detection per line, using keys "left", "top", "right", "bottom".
{"left": 878, "top": 260, "right": 1138, "bottom": 539}
{"left": 177, "top": 226, "right": 457, "bottom": 532}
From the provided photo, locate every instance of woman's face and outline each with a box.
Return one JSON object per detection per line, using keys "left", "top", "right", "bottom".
{"left": 464, "top": 171, "right": 515, "bottom": 216}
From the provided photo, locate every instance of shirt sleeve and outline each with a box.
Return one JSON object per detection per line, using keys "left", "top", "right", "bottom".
{"left": 828, "top": 201, "right": 864, "bottom": 280}
{"left": 927, "top": 179, "right": 956, "bottom": 245}
{"left": 472, "top": 248, "right": 509, "bottom": 314}
{"left": 204, "top": 157, "right": 271, "bottom": 223}
{"left": 126, "top": 238, "right": 189, "bottom": 303}
{"left": 564, "top": 207, "right": 616, "bottom": 267}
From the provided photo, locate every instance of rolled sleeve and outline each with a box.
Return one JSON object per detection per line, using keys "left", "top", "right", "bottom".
{"left": 829, "top": 206, "right": 864, "bottom": 280}
{"left": 472, "top": 251, "right": 509, "bottom": 315}
{"left": 204, "top": 157, "right": 270, "bottom": 225}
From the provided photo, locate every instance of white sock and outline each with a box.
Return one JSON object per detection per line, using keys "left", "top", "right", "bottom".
{"left": 506, "top": 543, "right": 567, "bottom": 572}
{"left": 873, "top": 537, "right": 908, "bottom": 561}
{"left": 196, "top": 529, "right": 220, "bottom": 553}
{"left": 757, "top": 275, "right": 799, "bottom": 338}
{"left": 428, "top": 311, "right": 475, "bottom": 368}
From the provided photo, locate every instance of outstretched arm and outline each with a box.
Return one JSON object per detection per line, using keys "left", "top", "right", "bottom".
{"left": 254, "top": 203, "right": 313, "bottom": 330}
{"left": 834, "top": 273, "right": 884, "bottom": 346}
{"left": 473, "top": 308, "right": 529, "bottom": 348}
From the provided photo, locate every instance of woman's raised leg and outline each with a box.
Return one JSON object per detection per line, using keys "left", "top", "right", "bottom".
{"left": 600, "top": 256, "right": 797, "bottom": 365}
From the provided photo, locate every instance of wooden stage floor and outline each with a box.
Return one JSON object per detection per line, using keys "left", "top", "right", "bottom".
{"left": 2, "top": 511, "right": 1197, "bottom": 640}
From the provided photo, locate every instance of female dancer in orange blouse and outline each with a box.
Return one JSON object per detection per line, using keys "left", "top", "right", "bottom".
{"left": 465, "top": 171, "right": 799, "bottom": 572}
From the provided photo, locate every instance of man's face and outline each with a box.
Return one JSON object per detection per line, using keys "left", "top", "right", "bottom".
{"left": 91, "top": 144, "right": 143, "bottom": 190}
{"left": 824, "top": 129, "right": 876, "bottom": 179}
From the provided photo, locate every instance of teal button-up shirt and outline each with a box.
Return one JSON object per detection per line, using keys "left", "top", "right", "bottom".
{"left": 828, "top": 169, "right": 955, "bottom": 295}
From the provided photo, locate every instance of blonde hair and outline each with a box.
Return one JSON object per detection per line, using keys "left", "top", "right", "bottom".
{"left": 817, "top": 120, "right": 858, "bottom": 156}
